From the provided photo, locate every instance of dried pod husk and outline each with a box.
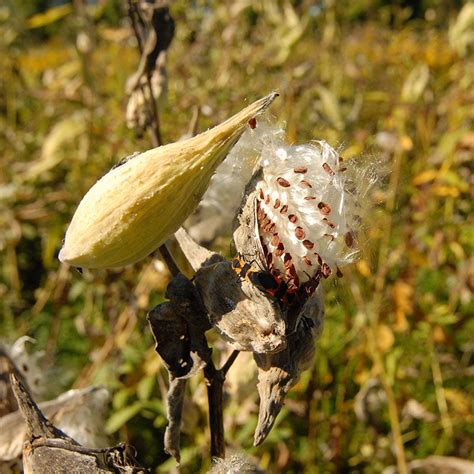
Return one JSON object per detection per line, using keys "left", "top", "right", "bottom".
{"left": 0, "top": 385, "right": 111, "bottom": 469}
{"left": 193, "top": 261, "right": 286, "bottom": 353}
{"left": 9, "top": 373, "right": 147, "bottom": 474}
{"left": 175, "top": 226, "right": 286, "bottom": 353}
{"left": 59, "top": 93, "right": 278, "bottom": 269}
{"left": 253, "top": 289, "right": 324, "bottom": 446}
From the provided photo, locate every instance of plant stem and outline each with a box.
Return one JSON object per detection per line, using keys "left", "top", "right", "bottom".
{"left": 204, "top": 361, "right": 226, "bottom": 458}
{"left": 126, "top": 2, "right": 240, "bottom": 459}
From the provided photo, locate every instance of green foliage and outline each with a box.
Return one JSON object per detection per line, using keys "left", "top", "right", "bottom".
{"left": 0, "top": 0, "right": 472, "bottom": 472}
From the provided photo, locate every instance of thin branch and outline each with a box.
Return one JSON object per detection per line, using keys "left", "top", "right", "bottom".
{"left": 203, "top": 360, "right": 225, "bottom": 458}
{"left": 221, "top": 350, "right": 240, "bottom": 376}
{"left": 158, "top": 243, "right": 180, "bottom": 277}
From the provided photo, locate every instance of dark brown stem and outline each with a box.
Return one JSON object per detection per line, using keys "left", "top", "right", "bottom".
{"left": 145, "top": 71, "right": 162, "bottom": 147}
{"left": 202, "top": 350, "right": 240, "bottom": 458}
{"left": 204, "top": 360, "right": 225, "bottom": 458}
{"left": 158, "top": 244, "right": 180, "bottom": 277}
{"left": 221, "top": 350, "right": 240, "bottom": 376}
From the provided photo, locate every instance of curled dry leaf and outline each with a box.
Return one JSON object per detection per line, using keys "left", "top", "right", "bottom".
{"left": 253, "top": 289, "right": 324, "bottom": 446}
{"left": 148, "top": 272, "right": 211, "bottom": 379}
{"left": 163, "top": 377, "right": 186, "bottom": 463}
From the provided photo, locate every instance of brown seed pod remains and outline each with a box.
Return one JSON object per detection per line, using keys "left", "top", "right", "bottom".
{"left": 277, "top": 177, "right": 291, "bottom": 187}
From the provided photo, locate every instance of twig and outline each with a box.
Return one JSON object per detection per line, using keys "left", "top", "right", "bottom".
{"left": 203, "top": 360, "right": 226, "bottom": 458}
{"left": 158, "top": 243, "right": 180, "bottom": 277}
{"left": 221, "top": 350, "right": 240, "bottom": 376}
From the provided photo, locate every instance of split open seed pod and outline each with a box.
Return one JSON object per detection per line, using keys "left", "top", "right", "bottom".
{"left": 59, "top": 93, "right": 278, "bottom": 269}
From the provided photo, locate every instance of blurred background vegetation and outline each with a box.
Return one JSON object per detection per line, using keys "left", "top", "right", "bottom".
{"left": 0, "top": 0, "right": 473, "bottom": 472}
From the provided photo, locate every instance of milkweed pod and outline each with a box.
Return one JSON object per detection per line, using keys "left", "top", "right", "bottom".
{"left": 59, "top": 93, "right": 278, "bottom": 269}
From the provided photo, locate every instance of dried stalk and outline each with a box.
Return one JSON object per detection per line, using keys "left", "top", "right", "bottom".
{"left": 125, "top": 1, "right": 239, "bottom": 460}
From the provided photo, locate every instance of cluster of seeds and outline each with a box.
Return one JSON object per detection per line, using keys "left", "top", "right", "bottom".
{"left": 255, "top": 139, "right": 361, "bottom": 297}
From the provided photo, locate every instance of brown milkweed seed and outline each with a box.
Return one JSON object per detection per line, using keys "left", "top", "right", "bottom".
{"left": 277, "top": 177, "right": 291, "bottom": 187}
{"left": 321, "top": 263, "right": 331, "bottom": 278}
{"left": 303, "top": 240, "right": 314, "bottom": 249}
{"left": 302, "top": 256, "right": 312, "bottom": 266}
{"left": 324, "top": 233, "right": 335, "bottom": 241}
{"left": 322, "top": 162, "right": 335, "bottom": 176}
{"left": 248, "top": 117, "right": 257, "bottom": 129}
{"left": 295, "top": 226, "right": 305, "bottom": 240}
{"left": 271, "top": 234, "right": 280, "bottom": 246}
{"left": 300, "top": 180, "right": 312, "bottom": 188}
{"left": 345, "top": 231, "right": 355, "bottom": 247}
{"left": 286, "top": 264, "right": 297, "bottom": 279}
{"left": 322, "top": 218, "right": 336, "bottom": 228}
{"left": 318, "top": 202, "right": 332, "bottom": 215}
{"left": 274, "top": 242, "right": 285, "bottom": 256}
{"left": 288, "top": 214, "right": 297, "bottom": 223}
{"left": 294, "top": 166, "right": 307, "bottom": 174}
{"left": 280, "top": 205, "right": 288, "bottom": 214}
{"left": 265, "top": 194, "right": 271, "bottom": 205}
{"left": 283, "top": 253, "right": 292, "bottom": 267}
{"left": 315, "top": 253, "right": 323, "bottom": 265}
{"left": 273, "top": 199, "right": 281, "bottom": 209}
{"left": 304, "top": 196, "right": 316, "bottom": 200}
{"left": 259, "top": 189, "right": 264, "bottom": 200}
